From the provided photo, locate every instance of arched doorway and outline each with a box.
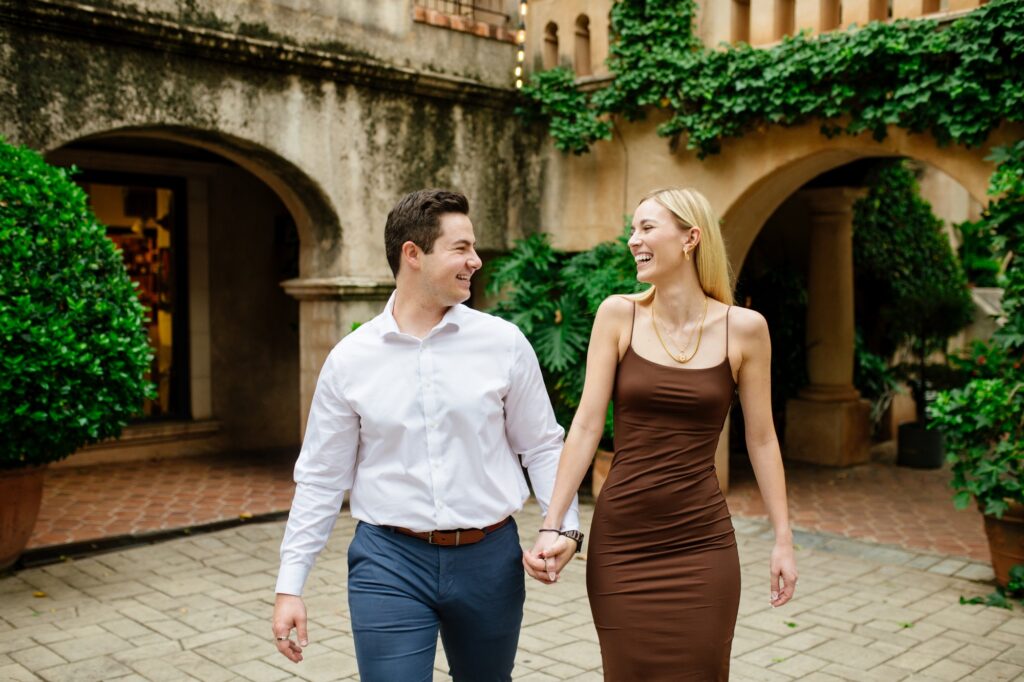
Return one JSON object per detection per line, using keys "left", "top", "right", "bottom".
{"left": 45, "top": 129, "right": 337, "bottom": 466}
{"left": 723, "top": 158, "right": 993, "bottom": 560}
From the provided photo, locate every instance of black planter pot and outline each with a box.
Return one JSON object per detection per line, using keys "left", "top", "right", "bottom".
{"left": 897, "top": 422, "right": 945, "bottom": 469}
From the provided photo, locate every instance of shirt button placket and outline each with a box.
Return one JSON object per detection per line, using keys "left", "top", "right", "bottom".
{"left": 421, "top": 342, "right": 442, "bottom": 527}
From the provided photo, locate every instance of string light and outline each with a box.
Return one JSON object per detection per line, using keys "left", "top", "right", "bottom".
{"left": 515, "top": 1, "right": 528, "bottom": 89}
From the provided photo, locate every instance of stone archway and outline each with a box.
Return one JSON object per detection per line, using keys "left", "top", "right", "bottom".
{"left": 713, "top": 126, "right": 1014, "bottom": 467}
{"left": 44, "top": 125, "right": 342, "bottom": 280}
{"left": 45, "top": 127, "right": 349, "bottom": 464}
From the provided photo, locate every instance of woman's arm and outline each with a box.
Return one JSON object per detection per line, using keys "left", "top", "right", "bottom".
{"left": 523, "top": 296, "right": 631, "bottom": 583}
{"left": 734, "top": 309, "right": 798, "bottom": 607}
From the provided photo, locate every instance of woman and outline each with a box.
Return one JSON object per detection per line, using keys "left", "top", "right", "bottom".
{"left": 525, "top": 188, "right": 797, "bottom": 680}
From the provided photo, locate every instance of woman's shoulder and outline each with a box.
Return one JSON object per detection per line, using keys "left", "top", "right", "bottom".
{"left": 725, "top": 305, "right": 770, "bottom": 341}
{"left": 594, "top": 294, "right": 637, "bottom": 331}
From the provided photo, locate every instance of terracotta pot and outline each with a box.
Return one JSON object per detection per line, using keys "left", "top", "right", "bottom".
{"left": 0, "top": 465, "right": 46, "bottom": 570}
{"left": 983, "top": 501, "right": 1024, "bottom": 588}
{"left": 591, "top": 449, "right": 614, "bottom": 500}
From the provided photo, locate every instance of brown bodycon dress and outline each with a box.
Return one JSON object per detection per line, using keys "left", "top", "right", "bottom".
{"left": 587, "top": 303, "right": 740, "bottom": 681}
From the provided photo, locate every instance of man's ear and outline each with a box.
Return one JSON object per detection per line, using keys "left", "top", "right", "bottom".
{"left": 401, "top": 241, "right": 422, "bottom": 272}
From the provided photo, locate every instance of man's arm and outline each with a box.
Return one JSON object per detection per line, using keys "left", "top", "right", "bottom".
{"left": 273, "top": 352, "right": 360, "bottom": 662}
{"left": 504, "top": 329, "right": 580, "bottom": 532}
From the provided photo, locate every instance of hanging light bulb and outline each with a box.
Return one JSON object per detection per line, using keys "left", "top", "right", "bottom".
{"left": 514, "top": 2, "right": 528, "bottom": 88}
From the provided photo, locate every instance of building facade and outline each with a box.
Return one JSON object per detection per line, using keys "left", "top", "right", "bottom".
{"left": 0, "top": 0, "right": 1014, "bottom": 482}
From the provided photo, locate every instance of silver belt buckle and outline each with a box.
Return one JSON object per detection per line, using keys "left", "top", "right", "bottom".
{"left": 427, "top": 531, "right": 436, "bottom": 545}
{"left": 454, "top": 530, "right": 461, "bottom": 546}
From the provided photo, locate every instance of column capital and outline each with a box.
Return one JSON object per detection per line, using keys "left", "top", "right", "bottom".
{"left": 280, "top": 276, "right": 394, "bottom": 301}
{"left": 798, "top": 187, "right": 868, "bottom": 218}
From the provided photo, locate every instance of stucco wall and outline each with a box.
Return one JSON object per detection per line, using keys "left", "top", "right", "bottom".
{"left": 50, "top": 0, "right": 520, "bottom": 88}
{"left": 0, "top": 7, "right": 546, "bottom": 281}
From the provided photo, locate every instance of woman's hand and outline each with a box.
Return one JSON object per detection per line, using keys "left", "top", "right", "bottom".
{"left": 523, "top": 532, "right": 575, "bottom": 584}
{"left": 770, "top": 542, "right": 798, "bottom": 607}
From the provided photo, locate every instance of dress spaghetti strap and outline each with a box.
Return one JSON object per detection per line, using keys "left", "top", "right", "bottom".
{"left": 725, "top": 305, "right": 731, "bottom": 357}
{"left": 629, "top": 299, "right": 637, "bottom": 346}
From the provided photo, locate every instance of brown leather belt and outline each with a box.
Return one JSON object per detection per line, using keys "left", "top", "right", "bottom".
{"left": 390, "top": 517, "right": 511, "bottom": 547}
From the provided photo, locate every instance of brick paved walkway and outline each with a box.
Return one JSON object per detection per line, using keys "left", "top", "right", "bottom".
{"left": 727, "top": 455, "right": 990, "bottom": 562}
{"left": 28, "top": 452, "right": 295, "bottom": 549}
{"left": 30, "top": 450, "right": 991, "bottom": 565}
{"left": 2, "top": 504, "right": 1020, "bottom": 682}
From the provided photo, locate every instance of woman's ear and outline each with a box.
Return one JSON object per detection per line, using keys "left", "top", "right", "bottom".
{"left": 688, "top": 226, "right": 703, "bottom": 250}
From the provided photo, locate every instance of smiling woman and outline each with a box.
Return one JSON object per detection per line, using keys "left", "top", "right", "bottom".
{"left": 527, "top": 187, "right": 796, "bottom": 681}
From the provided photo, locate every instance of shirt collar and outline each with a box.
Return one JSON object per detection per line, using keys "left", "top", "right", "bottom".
{"left": 379, "top": 291, "right": 464, "bottom": 340}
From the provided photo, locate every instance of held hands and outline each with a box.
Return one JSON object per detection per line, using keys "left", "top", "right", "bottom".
{"left": 522, "top": 531, "right": 576, "bottom": 584}
{"left": 272, "top": 594, "right": 308, "bottom": 663}
{"left": 770, "top": 542, "right": 798, "bottom": 608}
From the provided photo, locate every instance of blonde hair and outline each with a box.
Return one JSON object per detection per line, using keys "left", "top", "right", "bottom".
{"left": 633, "top": 188, "right": 734, "bottom": 305}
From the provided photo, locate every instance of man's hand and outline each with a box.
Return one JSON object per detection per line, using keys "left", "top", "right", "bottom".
{"left": 522, "top": 532, "right": 576, "bottom": 584}
{"left": 272, "top": 594, "right": 308, "bottom": 663}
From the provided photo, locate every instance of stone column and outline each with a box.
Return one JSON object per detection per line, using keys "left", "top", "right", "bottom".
{"left": 281, "top": 277, "right": 394, "bottom": 435}
{"left": 785, "top": 188, "right": 872, "bottom": 467}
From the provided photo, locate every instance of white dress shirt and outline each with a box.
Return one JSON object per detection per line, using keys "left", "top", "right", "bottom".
{"left": 276, "top": 293, "right": 580, "bottom": 595}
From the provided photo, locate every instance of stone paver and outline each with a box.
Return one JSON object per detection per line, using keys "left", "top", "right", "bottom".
{"left": 2, "top": 503, "right": 1021, "bottom": 681}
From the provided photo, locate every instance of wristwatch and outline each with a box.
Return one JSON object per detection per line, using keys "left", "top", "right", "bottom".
{"left": 560, "top": 529, "right": 585, "bottom": 554}
{"left": 539, "top": 527, "right": 585, "bottom": 553}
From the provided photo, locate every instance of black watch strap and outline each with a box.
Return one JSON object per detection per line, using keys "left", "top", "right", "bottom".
{"left": 539, "top": 528, "right": 585, "bottom": 554}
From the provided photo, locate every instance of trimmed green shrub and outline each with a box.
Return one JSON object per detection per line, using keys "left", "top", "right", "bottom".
{"left": 853, "top": 160, "right": 974, "bottom": 423}
{"left": 0, "top": 139, "right": 154, "bottom": 470}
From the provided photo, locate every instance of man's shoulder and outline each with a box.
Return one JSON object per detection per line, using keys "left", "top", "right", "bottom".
{"left": 458, "top": 305, "right": 521, "bottom": 338}
{"left": 325, "top": 317, "right": 383, "bottom": 365}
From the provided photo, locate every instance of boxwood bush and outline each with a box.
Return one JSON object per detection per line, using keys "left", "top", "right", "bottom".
{"left": 0, "top": 139, "right": 154, "bottom": 470}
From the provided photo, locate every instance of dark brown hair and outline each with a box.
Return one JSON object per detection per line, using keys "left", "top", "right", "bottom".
{"left": 384, "top": 189, "right": 470, "bottom": 277}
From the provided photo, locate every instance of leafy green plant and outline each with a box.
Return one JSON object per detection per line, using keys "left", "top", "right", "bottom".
{"left": 519, "top": 0, "right": 1023, "bottom": 159}
{"left": 960, "top": 564, "right": 1024, "bottom": 609}
{"left": 487, "top": 227, "right": 647, "bottom": 440}
{"left": 0, "top": 139, "right": 155, "bottom": 470}
{"left": 853, "top": 161, "right": 974, "bottom": 424}
{"left": 930, "top": 144, "right": 1024, "bottom": 516}
{"left": 854, "top": 332, "right": 901, "bottom": 428}
{"left": 517, "top": 68, "right": 612, "bottom": 155}
{"left": 928, "top": 378, "right": 1024, "bottom": 518}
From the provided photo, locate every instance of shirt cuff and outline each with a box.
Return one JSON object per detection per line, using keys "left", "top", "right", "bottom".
{"left": 275, "top": 563, "right": 311, "bottom": 596}
{"left": 560, "top": 507, "right": 581, "bottom": 532}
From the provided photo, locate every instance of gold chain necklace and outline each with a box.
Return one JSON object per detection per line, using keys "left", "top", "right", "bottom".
{"left": 652, "top": 294, "right": 708, "bottom": 363}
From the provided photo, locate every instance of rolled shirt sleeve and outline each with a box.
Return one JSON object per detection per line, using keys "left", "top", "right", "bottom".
{"left": 276, "top": 352, "right": 360, "bottom": 596}
{"left": 504, "top": 329, "right": 580, "bottom": 532}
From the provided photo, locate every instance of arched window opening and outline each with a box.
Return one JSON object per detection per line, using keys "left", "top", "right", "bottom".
{"left": 543, "top": 22, "right": 559, "bottom": 70}
{"left": 775, "top": 0, "right": 796, "bottom": 39}
{"left": 732, "top": 0, "right": 751, "bottom": 43}
{"left": 821, "top": 0, "right": 841, "bottom": 31}
{"left": 575, "top": 15, "right": 592, "bottom": 76}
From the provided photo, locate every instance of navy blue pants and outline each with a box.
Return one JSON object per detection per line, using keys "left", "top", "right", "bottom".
{"left": 347, "top": 519, "right": 525, "bottom": 682}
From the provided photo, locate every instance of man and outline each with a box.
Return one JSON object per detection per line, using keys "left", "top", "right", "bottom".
{"left": 271, "top": 189, "right": 581, "bottom": 681}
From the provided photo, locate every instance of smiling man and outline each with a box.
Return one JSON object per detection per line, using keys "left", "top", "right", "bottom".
{"left": 271, "top": 189, "right": 579, "bottom": 681}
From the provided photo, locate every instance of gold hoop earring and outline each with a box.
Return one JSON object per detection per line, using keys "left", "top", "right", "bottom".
{"left": 684, "top": 249, "right": 691, "bottom": 261}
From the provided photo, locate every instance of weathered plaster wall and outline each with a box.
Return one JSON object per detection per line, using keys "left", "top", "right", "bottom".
{"left": 55, "top": 0, "right": 519, "bottom": 88}
{"left": 0, "top": 12, "right": 545, "bottom": 281}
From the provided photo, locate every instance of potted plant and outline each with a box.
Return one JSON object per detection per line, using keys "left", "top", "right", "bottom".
{"left": 928, "top": 373, "right": 1024, "bottom": 587}
{"left": 929, "top": 143, "right": 1024, "bottom": 587}
{"left": 0, "top": 139, "right": 154, "bottom": 569}
{"left": 852, "top": 161, "right": 974, "bottom": 468}
{"left": 487, "top": 228, "right": 646, "bottom": 498}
